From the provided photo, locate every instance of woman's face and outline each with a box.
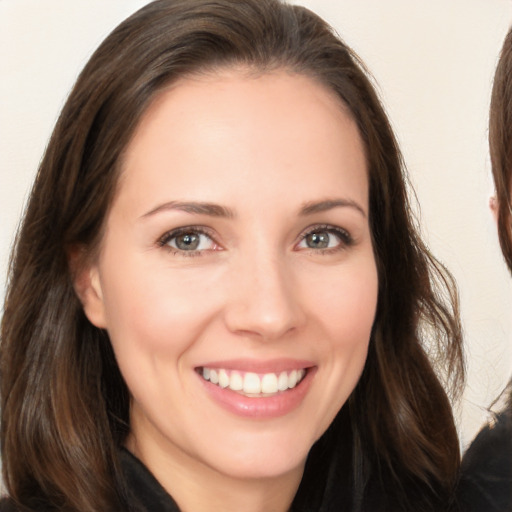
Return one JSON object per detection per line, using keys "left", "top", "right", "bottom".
{"left": 82, "top": 69, "right": 378, "bottom": 483}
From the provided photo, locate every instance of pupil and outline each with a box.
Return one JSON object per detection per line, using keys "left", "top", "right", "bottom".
{"left": 307, "top": 232, "right": 329, "bottom": 249}
{"left": 176, "top": 233, "right": 199, "bottom": 250}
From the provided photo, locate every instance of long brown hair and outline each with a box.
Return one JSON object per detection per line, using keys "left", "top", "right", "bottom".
{"left": 489, "top": 28, "right": 512, "bottom": 413}
{"left": 490, "top": 28, "right": 512, "bottom": 276}
{"left": 1, "top": 1, "right": 464, "bottom": 510}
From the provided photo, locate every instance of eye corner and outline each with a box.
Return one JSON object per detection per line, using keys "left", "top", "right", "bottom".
{"left": 295, "top": 224, "right": 354, "bottom": 253}
{"left": 157, "top": 225, "right": 222, "bottom": 255}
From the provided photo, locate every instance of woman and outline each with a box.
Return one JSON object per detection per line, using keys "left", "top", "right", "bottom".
{"left": 456, "top": 28, "right": 512, "bottom": 512}
{"left": 0, "top": 1, "right": 464, "bottom": 510}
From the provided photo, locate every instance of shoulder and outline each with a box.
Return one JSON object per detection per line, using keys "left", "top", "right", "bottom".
{"left": 457, "top": 410, "right": 512, "bottom": 512}
{"left": 462, "top": 410, "right": 512, "bottom": 473}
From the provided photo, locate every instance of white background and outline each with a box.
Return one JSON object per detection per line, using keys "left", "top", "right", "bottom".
{"left": 1, "top": 0, "right": 511, "bottom": 448}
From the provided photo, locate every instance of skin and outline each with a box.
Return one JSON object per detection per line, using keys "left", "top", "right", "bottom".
{"left": 79, "top": 68, "right": 378, "bottom": 512}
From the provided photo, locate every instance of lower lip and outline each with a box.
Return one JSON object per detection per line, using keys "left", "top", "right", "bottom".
{"left": 198, "top": 368, "right": 316, "bottom": 419}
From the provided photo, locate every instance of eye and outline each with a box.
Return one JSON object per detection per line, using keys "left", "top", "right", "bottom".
{"left": 296, "top": 225, "right": 352, "bottom": 251}
{"left": 159, "top": 227, "right": 218, "bottom": 254}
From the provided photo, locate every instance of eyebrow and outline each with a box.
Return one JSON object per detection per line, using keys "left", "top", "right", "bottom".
{"left": 300, "top": 199, "right": 367, "bottom": 218}
{"left": 140, "top": 201, "right": 235, "bottom": 219}
{"left": 140, "top": 197, "right": 366, "bottom": 220}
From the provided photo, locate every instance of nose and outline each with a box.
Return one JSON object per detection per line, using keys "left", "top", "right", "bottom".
{"left": 223, "top": 251, "right": 305, "bottom": 340}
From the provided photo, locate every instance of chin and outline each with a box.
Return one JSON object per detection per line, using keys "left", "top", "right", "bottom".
{"left": 202, "top": 430, "right": 315, "bottom": 481}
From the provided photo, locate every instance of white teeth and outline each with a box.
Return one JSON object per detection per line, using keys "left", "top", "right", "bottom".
{"left": 288, "top": 370, "right": 298, "bottom": 388}
{"left": 277, "top": 371, "right": 289, "bottom": 391}
{"left": 243, "top": 372, "right": 261, "bottom": 394}
{"left": 229, "top": 371, "right": 243, "bottom": 391}
{"left": 261, "top": 373, "right": 278, "bottom": 394}
{"left": 218, "top": 369, "right": 229, "bottom": 388}
{"left": 200, "top": 367, "right": 307, "bottom": 396}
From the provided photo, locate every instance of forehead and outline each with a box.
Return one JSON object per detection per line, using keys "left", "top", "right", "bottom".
{"left": 126, "top": 66, "right": 356, "bottom": 158}
{"left": 115, "top": 68, "right": 368, "bottom": 214}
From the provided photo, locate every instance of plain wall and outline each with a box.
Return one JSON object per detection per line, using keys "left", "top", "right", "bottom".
{"left": 1, "top": 0, "right": 511, "bottom": 448}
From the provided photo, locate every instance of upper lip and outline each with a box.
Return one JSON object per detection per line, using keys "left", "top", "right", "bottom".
{"left": 196, "top": 358, "right": 315, "bottom": 374}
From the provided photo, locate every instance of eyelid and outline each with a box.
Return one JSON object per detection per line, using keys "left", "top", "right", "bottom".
{"left": 157, "top": 225, "right": 221, "bottom": 254}
{"left": 157, "top": 223, "right": 353, "bottom": 255}
{"left": 295, "top": 223, "right": 354, "bottom": 251}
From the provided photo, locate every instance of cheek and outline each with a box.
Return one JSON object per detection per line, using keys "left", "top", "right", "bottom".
{"left": 303, "top": 257, "right": 378, "bottom": 434}
{"left": 98, "top": 256, "right": 224, "bottom": 357}
{"left": 313, "top": 259, "right": 378, "bottom": 346}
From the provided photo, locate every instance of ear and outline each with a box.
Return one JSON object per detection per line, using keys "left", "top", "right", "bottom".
{"left": 490, "top": 195, "right": 499, "bottom": 224}
{"left": 68, "top": 247, "right": 108, "bottom": 329}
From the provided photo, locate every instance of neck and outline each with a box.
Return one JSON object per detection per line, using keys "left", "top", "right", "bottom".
{"left": 126, "top": 435, "right": 305, "bottom": 512}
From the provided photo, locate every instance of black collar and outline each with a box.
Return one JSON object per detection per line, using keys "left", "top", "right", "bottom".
{"left": 121, "top": 449, "right": 180, "bottom": 512}
{"left": 120, "top": 437, "right": 348, "bottom": 512}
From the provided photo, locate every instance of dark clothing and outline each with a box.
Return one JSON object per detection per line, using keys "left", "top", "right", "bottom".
{"left": 121, "top": 444, "right": 349, "bottom": 512}
{"left": 457, "top": 410, "right": 512, "bottom": 512}
{"left": 121, "top": 449, "right": 180, "bottom": 511}
{"left": 0, "top": 446, "right": 346, "bottom": 512}
{"left": 0, "top": 415, "right": 451, "bottom": 512}
{"left": 0, "top": 411, "right": 356, "bottom": 511}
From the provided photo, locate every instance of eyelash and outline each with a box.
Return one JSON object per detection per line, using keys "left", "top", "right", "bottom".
{"left": 297, "top": 224, "right": 354, "bottom": 254}
{"left": 157, "top": 223, "right": 354, "bottom": 257}
{"left": 157, "top": 226, "right": 218, "bottom": 257}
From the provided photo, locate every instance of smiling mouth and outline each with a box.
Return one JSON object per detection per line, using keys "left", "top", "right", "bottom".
{"left": 197, "top": 367, "right": 308, "bottom": 397}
